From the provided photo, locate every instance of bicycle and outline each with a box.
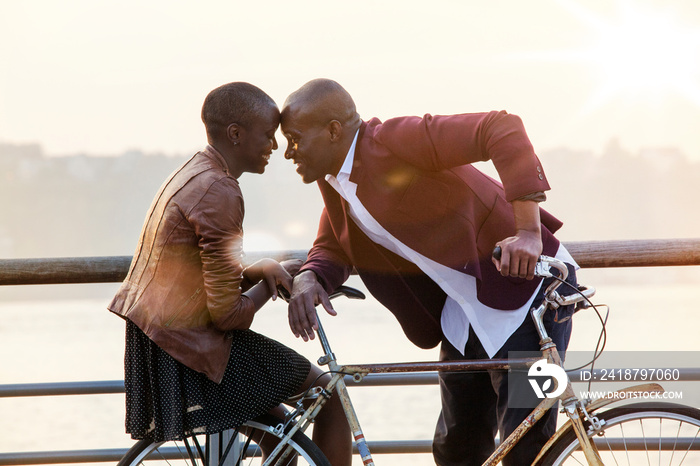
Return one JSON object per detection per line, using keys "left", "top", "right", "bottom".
{"left": 119, "top": 253, "right": 700, "bottom": 465}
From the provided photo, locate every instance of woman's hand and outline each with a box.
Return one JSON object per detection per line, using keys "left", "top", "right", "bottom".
{"left": 280, "top": 258, "right": 303, "bottom": 276}
{"left": 244, "top": 258, "right": 294, "bottom": 301}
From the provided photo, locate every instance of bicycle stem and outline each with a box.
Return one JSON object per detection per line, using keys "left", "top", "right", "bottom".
{"left": 314, "top": 309, "right": 336, "bottom": 366}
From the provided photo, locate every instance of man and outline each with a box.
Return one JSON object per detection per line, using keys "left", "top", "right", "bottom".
{"left": 280, "top": 78, "right": 577, "bottom": 465}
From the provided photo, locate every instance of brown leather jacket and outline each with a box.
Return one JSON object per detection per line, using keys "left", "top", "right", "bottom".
{"left": 108, "top": 146, "right": 255, "bottom": 383}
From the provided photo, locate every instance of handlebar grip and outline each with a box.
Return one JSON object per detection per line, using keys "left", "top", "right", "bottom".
{"left": 276, "top": 284, "right": 366, "bottom": 303}
{"left": 492, "top": 246, "right": 502, "bottom": 261}
{"left": 329, "top": 285, "right": 366, "bottom": 300}
{"left": 277, "top": 286, "right": 291, "bottom": 301}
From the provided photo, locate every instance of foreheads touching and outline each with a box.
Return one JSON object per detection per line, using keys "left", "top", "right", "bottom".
{"left": 201, "top": 82, "right": 280, "bottom": 143}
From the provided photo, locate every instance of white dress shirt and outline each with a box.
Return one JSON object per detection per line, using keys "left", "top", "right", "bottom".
{"left": 325, "top": 131, "right": 576, "bottom": 357}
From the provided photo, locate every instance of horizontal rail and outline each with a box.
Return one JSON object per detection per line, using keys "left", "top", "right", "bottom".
{"left": 4, "top": 368, "right": 700, "bottom": 398}
{"left": 563, "top": 238, "right": 700, "bottom": 268}
{"left": 0, "top": 251, "right": 304, "bottom": 286}
{"left": 0, "top": 449, "right": 127, "bottom": 465}
{"left": 1, "top": 238, "right": 699, "bottom": 285}
{"left": 0, "top": 380, "right": 126, "bottom": 397}
{"left": 0, "top": 441, "right": 434, "bottom": 465}
{"left": 4, "top": 437, "right": 700, "bottom": 464}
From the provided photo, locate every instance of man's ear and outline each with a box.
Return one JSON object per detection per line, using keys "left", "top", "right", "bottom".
{"left": 227, "top": 123, "right": 242, "bottom": 145}
{"left": 328, "top": 120, "right": 342, "bottom": 142}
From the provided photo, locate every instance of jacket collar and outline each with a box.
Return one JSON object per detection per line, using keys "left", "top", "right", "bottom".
{"left": 348, "top": 121, "right": 368, "bottom": 184}
{"left": 201, "top": 145, "right": 230, "bottom": 174}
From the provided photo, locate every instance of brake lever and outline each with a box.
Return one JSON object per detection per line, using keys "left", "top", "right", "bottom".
{"left": 534, "top": 259, "right": 555, "bottom": 278}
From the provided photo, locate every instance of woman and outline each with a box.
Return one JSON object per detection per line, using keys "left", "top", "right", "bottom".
{"left": 108, "top": 82, "right": 350, "bottom": 465}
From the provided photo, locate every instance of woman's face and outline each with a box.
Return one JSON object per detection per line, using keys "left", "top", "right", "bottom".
{"left": 237, "top": 104, "right": 280, "bottom": 175}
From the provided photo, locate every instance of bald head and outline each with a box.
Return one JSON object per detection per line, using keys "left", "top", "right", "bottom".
{"left": 280, "top": 79, "right": 362, "bottom": 183}
{"left": 282, "top": 78, "right": 360, "bottom": 129}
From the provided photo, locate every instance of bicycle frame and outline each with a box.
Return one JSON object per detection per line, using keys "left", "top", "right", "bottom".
{"left": 265, "top": 258, "right": 666, "bottom": 465}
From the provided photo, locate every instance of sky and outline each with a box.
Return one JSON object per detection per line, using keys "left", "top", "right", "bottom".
{"left": 1, "top": 0, "right": 700, "bottom": 160}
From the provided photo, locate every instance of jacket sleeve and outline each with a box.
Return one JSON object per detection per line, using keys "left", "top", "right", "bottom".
{"left": 190, "top": 178, "right": 255, "bottom": 331}
{"left": 374, "top": 111, "right": 551, "bottom": 202}
{"left": 299, "top": 207, "right": 353, "bottom": 294}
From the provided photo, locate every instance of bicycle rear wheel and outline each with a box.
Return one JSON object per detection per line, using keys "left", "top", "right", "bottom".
{"left": 538, "top": 402, "right": 700, "bottom": 465}
{"left": 118, "top": 414, "right": 330, "bottom": 466}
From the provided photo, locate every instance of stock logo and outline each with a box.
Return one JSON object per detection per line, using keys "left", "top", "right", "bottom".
{"left": 528, "top": 359, "right": 568, "bottom": 399}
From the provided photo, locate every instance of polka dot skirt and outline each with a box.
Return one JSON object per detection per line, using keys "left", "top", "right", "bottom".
{"left": 123, "top": 320, "right": 311, "bottom": 442}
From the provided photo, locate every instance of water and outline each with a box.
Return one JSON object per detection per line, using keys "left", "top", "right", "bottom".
{"left": 1, "top": 269, "right": 699, "bottom": 465}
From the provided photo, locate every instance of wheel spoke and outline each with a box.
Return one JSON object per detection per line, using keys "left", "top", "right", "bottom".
{"left": 218, "top": 428, "right": 242, "bottom": 466}
{"left": 600, "top": 431, "right": 621, "bottom": 466}
{"left": 539, "top": 403, "right": 700, "bottom": 466}
{"left": 117, "top": 415, "right": 330, "bottom": 466}
{"left": 677, "top": 426, "right": 700, "bottom": 465}
{"left": 639, "top": 419, "right": 651, "bottom": 465}
{"left": 619, "top": 421, "right": 630, "bottom": 465}
{"left": 183, "top": 437, "right": 198, "bottom": 465}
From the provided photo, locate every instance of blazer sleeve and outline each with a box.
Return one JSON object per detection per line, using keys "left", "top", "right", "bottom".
{"left": 299, "top": 207, "right": 353, "bottom": 293}
{"left": 374, "top": 111, "right": 551, "bottom": 202}
{"left": 190, "top": 178, "right": 256, "bottom": 331}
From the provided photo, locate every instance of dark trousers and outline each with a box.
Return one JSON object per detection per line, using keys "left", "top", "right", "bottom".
{"left": 433, "top": 267, "right": 576, "bottom": 466}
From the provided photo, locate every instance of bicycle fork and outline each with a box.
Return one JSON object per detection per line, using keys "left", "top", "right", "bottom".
{"left": 483, "top": 340, "right": 604, "bottom": 465}
{"left": 544, "top": 343, "right": 604, "bottom": 466}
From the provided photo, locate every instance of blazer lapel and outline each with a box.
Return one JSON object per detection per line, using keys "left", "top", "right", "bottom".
{"left": 348, "top": 121, "right": 367, "bottom": 185}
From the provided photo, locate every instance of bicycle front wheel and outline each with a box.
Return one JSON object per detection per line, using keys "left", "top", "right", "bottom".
{"left": 118, "top": 414, "right": 331, "bottom": 466}
{"left": 538, "top": 402, "right": 700, "bottom": 465}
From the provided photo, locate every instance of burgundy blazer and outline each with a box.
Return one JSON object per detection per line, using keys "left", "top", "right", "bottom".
{"left": 301, "top": 112, "right": 563, "bottom": 349}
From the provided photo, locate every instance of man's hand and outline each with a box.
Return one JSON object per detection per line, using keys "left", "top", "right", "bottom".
{"left": 492, "top": 199, "right": 543, "bottom": 280}
{"left": 492, "top": 231, "right": 542, "bottom": 280}
{"left": 288, "top": 270, "right": 337, "bottom": 341}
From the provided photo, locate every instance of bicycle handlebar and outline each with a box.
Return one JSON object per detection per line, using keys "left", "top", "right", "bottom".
{"left": 276, "top": 284, "right": 366, "bottom": 303}
{"left": 492, "top": 245, "right": 568, "bottom": 281}
{"left": 279, "top": 249, "right": 592, "bottom": 314}
{"left": 277, "top": 250, "right": 594, "bottom": 359}
{"left": 493, "top": 246, "right": 595, "bottom": 310}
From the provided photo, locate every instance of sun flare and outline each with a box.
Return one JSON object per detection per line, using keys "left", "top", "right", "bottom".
{"left": 519, "top": 1, "right": 700, "bottom": 113}
{"left": 578, "top": 2, "right": 700, "bottom": 109}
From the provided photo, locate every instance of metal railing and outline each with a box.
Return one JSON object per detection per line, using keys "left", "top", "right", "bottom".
{"left": 1, "top": 238, "right": 699, "bottom": 464}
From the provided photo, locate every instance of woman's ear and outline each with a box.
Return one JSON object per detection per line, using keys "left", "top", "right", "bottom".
{"left": 227, "top": 123, "right": 242, "bottom": 145}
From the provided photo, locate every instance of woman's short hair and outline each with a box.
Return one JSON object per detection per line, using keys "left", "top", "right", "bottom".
{"left": 201, "top": 82, "right": 276, "bottom": 139}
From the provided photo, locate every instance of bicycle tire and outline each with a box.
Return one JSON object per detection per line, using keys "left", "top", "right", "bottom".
{"left": 537, "top": 402, "right": 700, "bottom": 465}
{"left": 118, "top": 413, "right": 331, "bottom": 466}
